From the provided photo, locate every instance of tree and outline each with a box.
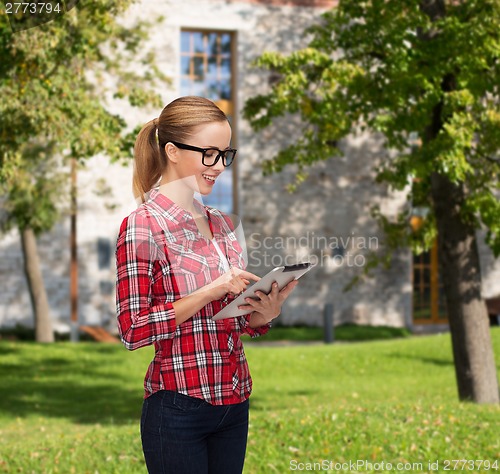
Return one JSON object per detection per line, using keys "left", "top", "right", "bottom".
{"left": 244, "top": 0, "right": 500, "bottom": 403}
{"left": 0, "top": 1, "right": 166, "bottom": 342}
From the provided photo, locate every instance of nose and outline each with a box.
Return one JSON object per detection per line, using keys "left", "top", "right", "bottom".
{"left": 211, "top": 154, "right": 225, "bottom": 173}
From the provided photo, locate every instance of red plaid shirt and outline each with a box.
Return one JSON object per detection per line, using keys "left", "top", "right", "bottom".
{"left": 115, "top": 189, "right": 269, "bottom": 405}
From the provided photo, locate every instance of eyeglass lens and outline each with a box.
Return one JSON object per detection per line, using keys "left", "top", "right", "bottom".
{"left": 203, "top": 149, "right": 235, "bottom": 167}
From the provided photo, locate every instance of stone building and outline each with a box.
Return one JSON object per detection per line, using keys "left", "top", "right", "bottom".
{"left": 1, "top": 0, "right": 499, "bottom": 335}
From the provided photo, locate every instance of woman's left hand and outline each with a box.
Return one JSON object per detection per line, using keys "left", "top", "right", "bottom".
{"left": 238, "top": 279, "right": 299, "bottom": 326}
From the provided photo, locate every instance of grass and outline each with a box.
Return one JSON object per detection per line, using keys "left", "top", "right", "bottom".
{"left": 0, "top": 329, "right": 498, "bottom": 473}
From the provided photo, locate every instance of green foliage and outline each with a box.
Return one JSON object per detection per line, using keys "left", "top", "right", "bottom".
{"left": 244, "top": 0, "right": 500, "bottom": 266}
{"left": 0, "top": 146, "right": 64, "bottom": 234}
{"left": 243, "top": 323, "right": 410, "bottom": 343}
{"left": 0, "top": 0, "right": 168, "bottom": 232}
{"left": 0, "top": 330, "right": 499, "bottom": 472}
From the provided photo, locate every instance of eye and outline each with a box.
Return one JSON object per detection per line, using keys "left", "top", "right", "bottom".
{"left": 204, "top": 149, "right": 218, "bottom": 158}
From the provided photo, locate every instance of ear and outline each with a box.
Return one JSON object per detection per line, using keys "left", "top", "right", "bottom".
{"left": 165, "top": 142, "right": 180, "bottom": 164}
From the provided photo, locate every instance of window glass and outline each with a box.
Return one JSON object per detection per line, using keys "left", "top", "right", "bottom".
{"left": 180, "top": 56, "right": 190, "bottom": 76}
{"left": 221, "top": 58, "right": 231, "bottom": 76}
{"left": 192, "top": 57, "right": 205, "bottom": 80}
{"left": 180, "top": 33, "right": 190, "bottom": 53}
{"left": 207, "top": 33, "right": 217, "bottom": 53}
{"left": 192, "top": 32, "right": 205, "bottom": 53}
{"left": 220, "top": 34, "right": 231, "bottom": 54}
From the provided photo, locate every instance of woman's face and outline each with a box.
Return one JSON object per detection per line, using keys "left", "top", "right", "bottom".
{"left": 165, "top": 120, "right": 232, "bottom": 195}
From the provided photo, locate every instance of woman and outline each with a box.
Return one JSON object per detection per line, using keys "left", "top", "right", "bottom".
{"left": 115, "top": 96, "right": 298, "bottom": 474}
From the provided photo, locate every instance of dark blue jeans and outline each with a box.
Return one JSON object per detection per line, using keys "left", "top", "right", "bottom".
{"left": 140, "top": 390, "right": 249, "bottom": 474}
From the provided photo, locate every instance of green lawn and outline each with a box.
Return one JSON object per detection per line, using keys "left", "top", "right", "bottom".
{"left": 0, "top": 329, "right": 499, "bottom": 474}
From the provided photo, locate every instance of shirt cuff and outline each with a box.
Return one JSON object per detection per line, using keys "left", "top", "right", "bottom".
{"left": 118, "top": 302, "right": 177, "bottom": 350}
{"left": 238, "top": 313, "right": 271, "bottom": 338}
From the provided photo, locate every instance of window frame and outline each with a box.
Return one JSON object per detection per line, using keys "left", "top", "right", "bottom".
{"left": 412, "top": 237, "right": 448, "bottom": 324}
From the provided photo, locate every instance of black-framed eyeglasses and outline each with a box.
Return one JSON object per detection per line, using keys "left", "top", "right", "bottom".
{"left": 169, "top": 141, "right": 237, "bottom": 167}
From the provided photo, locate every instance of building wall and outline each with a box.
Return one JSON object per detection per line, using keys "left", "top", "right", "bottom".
{"left": 1, "top": 0, "right": 498, "bottom": 333}
{"left": 478, "top": 230, "right": 500, "bottom": 300}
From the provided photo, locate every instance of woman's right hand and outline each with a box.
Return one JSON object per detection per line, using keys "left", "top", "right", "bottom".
{"left": 195, "top": 268, "right": 260, "bottom": 302}
{"left": 172, "top": 268, "right": 260, "bottom": 327}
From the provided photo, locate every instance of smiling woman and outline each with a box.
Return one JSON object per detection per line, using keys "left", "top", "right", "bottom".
{"left": 115, "top": 96, "right": 299, "bottom": 474}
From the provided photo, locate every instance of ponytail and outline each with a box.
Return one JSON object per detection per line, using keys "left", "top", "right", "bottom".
{"left": 133, "top": 119, "right": 166, "bottom": 203}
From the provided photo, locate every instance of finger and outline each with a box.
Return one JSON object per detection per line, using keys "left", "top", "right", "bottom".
{"left": 261, "top": 282, "right": 282, "bottom": 302}
{"left": 235, "top": 270, "right": 261, "bottom": 282}
{"left": 279, "top": 279, "right": 299, "bottom": 299}
{"left": 281, "top": 279, "right": 299, "bottom": 290}
{"left": 270, "top": 281, "right": 279, "bottom": 295}
{"left": 228, "top": 277, "right": 245, "bottom": 292}
{"left": 238, "top": 297, "right": 260, "bottom": 310}
{"left": 229, "top": 281, "right": 245, "bottom": 295}
{"left": 254, "top": 289, "right": 272, "bottom": 302}
{"left": 234, "top": 276, "right": 249, "bottom": 293}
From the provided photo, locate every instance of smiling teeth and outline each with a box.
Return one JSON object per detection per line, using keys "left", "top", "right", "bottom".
{"left": 203, "top": 175, "right": 216, "bottom": 181}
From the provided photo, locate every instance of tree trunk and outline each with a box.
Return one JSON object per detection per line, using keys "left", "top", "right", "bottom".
{"left": 419, "top": 0, "right": 499, "bottom": 404}
{"left": 20, "top": 226, "right": 54, "bottom": 343}
{"left": 430, "top": 173, "right": 499, "bottom": 403}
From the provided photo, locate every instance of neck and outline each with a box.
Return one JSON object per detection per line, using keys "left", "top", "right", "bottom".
{"left": 158, "top": 177, "right": 199, "bottom": 215}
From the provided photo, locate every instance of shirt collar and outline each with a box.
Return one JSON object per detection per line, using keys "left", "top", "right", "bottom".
{"left": 147, "top": 188, "right": 214, "bottom": 227}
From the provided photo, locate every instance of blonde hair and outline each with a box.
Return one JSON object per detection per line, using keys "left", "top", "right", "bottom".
{"left": 133, "top": 96, "right": 228, "bottom": 202}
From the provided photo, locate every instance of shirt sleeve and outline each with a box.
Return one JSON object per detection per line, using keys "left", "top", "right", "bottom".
{"left": 115, "top": 212, "right": 177, "bottom": 350}
{"left": 236, "top": 313, "right": 271, "bottom": 338}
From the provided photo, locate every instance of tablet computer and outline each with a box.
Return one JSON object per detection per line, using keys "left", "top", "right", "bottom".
{"left": 211, "top": 262, "right": 314, "bottom": 321}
